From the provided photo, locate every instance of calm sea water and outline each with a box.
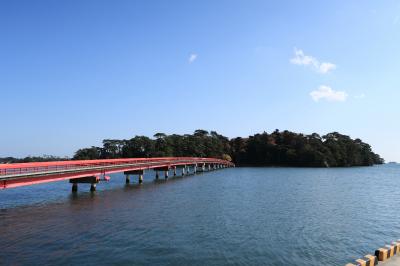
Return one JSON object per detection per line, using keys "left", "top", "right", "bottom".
{"left": 1, "top": 165, "right": 400, "bottom": 265}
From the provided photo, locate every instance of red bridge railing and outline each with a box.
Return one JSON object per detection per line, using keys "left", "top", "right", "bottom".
{"left": 0, "top": 157, "right": 232, "bottom": 177}
{"left": 0, "top": 157, "right": 234, "bottom": 189}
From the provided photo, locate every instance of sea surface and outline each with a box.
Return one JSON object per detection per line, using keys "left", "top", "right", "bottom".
{"left": 1, "top": 165, "right": 400, "bottom": 265}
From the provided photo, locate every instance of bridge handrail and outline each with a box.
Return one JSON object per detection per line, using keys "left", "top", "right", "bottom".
{"left": 0, "top": 157, "right": 233, "bottom": 176}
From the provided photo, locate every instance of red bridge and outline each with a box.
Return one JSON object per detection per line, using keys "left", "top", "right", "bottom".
{"left": 0, "top": 157, "right": 234, "bottom": 191}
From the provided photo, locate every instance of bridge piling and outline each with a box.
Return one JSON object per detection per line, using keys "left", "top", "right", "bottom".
{"left": 124, "top": 170, "right": 145, "bottom": 184}
{"left": 173, "top": 167, "right": 177, "bottom": 176}
{"left": 153, "top": 167, "right": 170, "bottom": 179}
{"left": 70, "top": 176, "right": 99, "bottom": 192}
{"left": 182, "top": 167, "right": 186, "bottom": 176}
{"left": 125, "top": 174, "right": 130, "bottom": 184}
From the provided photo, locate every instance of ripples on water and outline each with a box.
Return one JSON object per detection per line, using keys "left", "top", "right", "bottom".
{"left": 1, "top": 165, "right": 400, "bottom": 265}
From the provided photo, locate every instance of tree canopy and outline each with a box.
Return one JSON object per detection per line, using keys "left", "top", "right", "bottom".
{"left": 72, "top": 130, "right": 384, "bottom": 167}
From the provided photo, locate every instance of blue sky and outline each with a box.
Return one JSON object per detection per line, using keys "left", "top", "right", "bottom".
{"left": 1, "top": 0, "right": 399, "bottom": 161}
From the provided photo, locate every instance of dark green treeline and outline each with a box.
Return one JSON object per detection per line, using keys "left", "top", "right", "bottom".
{"left": 73, "top": 130, "right": 384, "bottom": 167}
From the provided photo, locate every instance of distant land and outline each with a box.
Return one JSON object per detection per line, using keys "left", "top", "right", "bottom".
{"left": 0, "top": 130, "right": 384, "bottom": 167}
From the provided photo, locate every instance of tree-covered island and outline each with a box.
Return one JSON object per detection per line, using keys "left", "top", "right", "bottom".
{"left": 72, "top": 130, "right": 383, "bottom": 167}
{"left": 1, "top": 130, "right": 384, "bottom": 167}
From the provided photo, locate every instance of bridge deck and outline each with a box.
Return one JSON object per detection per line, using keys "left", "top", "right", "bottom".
{"left": 0, "top": 157, "right": 233, "bottom": 189}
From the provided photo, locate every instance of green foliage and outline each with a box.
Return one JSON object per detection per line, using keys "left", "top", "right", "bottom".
{"left": 71, "top": 129, "right": 384, "bottom": 167}
{"left": 232, "top": 130, "right": 384, "bottom": 167}
{"left": 0, "top": 155, "right": 68, "bottom": 163}
{"left": 73, "top": 146, "right": 102, "bottom": 160}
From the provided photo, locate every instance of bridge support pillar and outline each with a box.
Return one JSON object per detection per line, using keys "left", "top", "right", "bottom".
{"left": 194, "top": 165, "right": 197, "bottom": 174}
{"left": 173, "top": 167, "right": 177, "bottom": 176}
{"left": 153, "top": 167, "right": 170, "bottom": 179}
{"left": 125, "top": 174, "right": 130, "bottom": 184}
{"left": 70, "top": 176, "right": 99, "bottom": 192}
{"left": 124, "top": 170, "right": 145, "bottom": 184}
{"left": 182, "top": 167, "right": 186, "bottom": 176}
{"left": 197, "top": 164, "right": 203, "bottom": 173}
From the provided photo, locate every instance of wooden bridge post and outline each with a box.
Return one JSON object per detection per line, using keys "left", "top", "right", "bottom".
{"left": 125, "top": 174, "right": 130, "bottom": 184}
{"left": 173, "top": 166, "right": 177, "bottom": 176}
{"left": 72, "top": 183, "right": 78, "bottom": 192}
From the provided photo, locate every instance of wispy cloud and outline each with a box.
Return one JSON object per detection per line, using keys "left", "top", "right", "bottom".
{"left": 310, "top": 85, "right": 348, "bottom": 102}
{"left": 319, "top": 62, "right": 336, "bottom": 74}
{"left": 290, "top": 48, "right": 336, "bottom": 74}
{"left": 188, "top": 53, "right": 198, "bottom": 63}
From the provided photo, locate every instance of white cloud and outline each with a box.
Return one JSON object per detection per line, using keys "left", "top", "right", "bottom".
{"left": 319, "top": 62, "right": 336, "bottom": 74}
{"left": 188, "top": 53, "right": 198, "bottom": 63}
{"left": 290, "top": 48, "right": 318, "bottom": 67}
{"left": 310, "top": 85, "right": 348, "bottom": 102}
{"left": 290, "top": 48, "right": 336, "bottom": 74}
